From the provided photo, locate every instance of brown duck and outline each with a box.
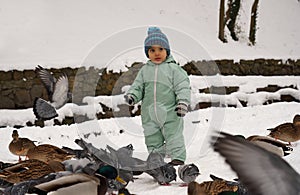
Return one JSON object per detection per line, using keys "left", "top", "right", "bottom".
{"left": 267, "top": 114, "right": 300, "bottom": 144}
{"left": 8, "top": 130, "right": 36, "bottom": 161}
{"left": 187, "top": 179, "right": 238, "bottom": 195}
{"left": 27, "top": 144, "right": 75, "bottom": 163}
{"left": 0, "top": 159, "right": 64, "bottom": 183}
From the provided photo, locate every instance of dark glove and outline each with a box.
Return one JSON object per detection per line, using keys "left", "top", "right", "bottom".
{"left": 124, "top": 94, "right": 135, "bottom": 106}
{"left": 175, "top": 103, "right": 188, "bottom": 117}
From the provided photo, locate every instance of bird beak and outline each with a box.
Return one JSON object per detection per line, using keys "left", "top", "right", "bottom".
{"left": 116, "top": 176, "right": 127, "bottom": 185}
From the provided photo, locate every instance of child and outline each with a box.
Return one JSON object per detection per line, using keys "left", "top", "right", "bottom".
{"left": 125, "top": 27, "right": 191, "bottom": 166}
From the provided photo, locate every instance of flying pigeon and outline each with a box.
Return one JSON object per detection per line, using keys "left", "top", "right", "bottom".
{"left": 178, "top": 163, "right": 200, "bottom": 184}
{"left": 212, "top": 132, "right": 300, "bottom": 195}
{"left": 33, "top": 65, "right": 71, "bottom": 120}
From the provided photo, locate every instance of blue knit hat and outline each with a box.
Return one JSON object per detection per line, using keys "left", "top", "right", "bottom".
{"left": 144, "top": 27, "right": 170, "bottom": 57}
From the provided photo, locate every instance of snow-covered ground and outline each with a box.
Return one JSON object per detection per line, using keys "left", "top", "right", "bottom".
{"left": 1, "top": 102, "right": 300, "bottom": 194}
{"left": 1, "top": 0, "right": 300, "bottom": 194}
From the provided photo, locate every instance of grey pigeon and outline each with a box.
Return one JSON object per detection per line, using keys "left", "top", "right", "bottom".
{"left": 75, "top": 138, "right": 116, "bottom": 165}
{"left": 144, "top": 152, "right": 177, "bottom": 185}
{"left": 61, "top": 146, "right": 92, "bottom": 160}
{"left": 178, "top": 163, "right": 200, "bottom": 183}
{"left": 212, "top": 132, "right": 300, "bottom": 195}
{"left": 74, "top": 139, "right": 135, "bottom": 192}
{"left": 33, "top": 65, "right": 71, "bottom": 120}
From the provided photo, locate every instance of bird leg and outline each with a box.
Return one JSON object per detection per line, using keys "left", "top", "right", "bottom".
{"left": 179, "top": 183, "right": 188, "bottom": 187}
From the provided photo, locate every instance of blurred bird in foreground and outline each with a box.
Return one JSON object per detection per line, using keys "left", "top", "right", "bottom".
{"left": 212, "top": 132, "right": 300, "bottom": 195}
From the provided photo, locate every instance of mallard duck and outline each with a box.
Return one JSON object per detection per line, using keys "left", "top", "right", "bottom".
{"left": 187, "top": 179, "right": 238, "bottom": 195}
{"left": 267, "top": 114, "right": 300, "bottom": 144}
{"left": 212, "top": 132, "right": 300, "bottom": 195}
{"left": 246, "top": 135, "right": 293, "bottom": 157}
{"left": 27, "top": 144, "right": 75, "bottom": 163}
{"left": 33, "top": 65, "right": 71, "bottom": 120}
{"left": 33, "top": 165, "right": 126, "bottom": 195}
{"left": 8, "top": 130, "right": 36, "bottom": 161}
{"left": 0, "top": 159, "right": 62, "bottom": 183}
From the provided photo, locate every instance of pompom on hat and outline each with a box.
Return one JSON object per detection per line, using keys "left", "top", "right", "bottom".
{"left": 144, "top": 27, "right": 170, "bottom": 57}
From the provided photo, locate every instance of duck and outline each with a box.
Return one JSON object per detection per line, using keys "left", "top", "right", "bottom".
{"left": 8, "top": 130, "right": 36, "bottom": 161}
{"left": 32, "top": 165, "right": 127, "bottom": 195}
{"left": 27, "top": 144, "right": 75, "bottom": 163}
{"left": 212, "top": 132, "right": 300, "bottom": 195}
{"left": 267, "top": 114, "right": 300, "bottom": 144}
{"left": 187, "top": 179, "right": 238, "bottom": 195}
{"left": 33, "top": 65, "right": 71, "bottom": 120}
{"left": 235, "top": 134, "right": 293, "bottom": 157}
{"left": 209, "top": 174, "right": 248, "bottom": 195}
{"left": 0, "top": 159, "right": 63, "bottom": 183}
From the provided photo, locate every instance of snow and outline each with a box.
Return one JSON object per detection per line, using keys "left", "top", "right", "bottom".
{"left": 1, "top": 0, "right": 300, "bottom": 194}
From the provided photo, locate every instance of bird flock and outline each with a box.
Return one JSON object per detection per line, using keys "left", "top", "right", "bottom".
{"left": 1, "top": 66, "right": 300, "bottom": 195}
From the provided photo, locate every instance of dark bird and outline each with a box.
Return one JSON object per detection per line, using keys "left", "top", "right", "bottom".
{"left": 2, "top": 174, "right": 56, "bottom": 195}
{"left": 178, "top": 163, "right": 200, "bottom": 184}
{"left": 212, "top": 132, "right": 300, "bottom": 195}
{"left": 75, "top": 139, "right": 146, "bottom": 173}
{"left": 267, "top": 114, "right": 300, "bottom": 144}
{"left": 61, "top": 146, "right": 92, "bottom": 160}
{"left": 8, "top": 130, "right": 36, "bottom": 161}
{"left": 33, "top": 65, "right": 71, "bottom": 120}
{"left": 144, "top": 152, "right": 177, "bottom": 185}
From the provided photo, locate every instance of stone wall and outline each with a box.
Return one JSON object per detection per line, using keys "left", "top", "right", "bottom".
{"left": 1, "top": 58, "right": 300, "bottom": 110}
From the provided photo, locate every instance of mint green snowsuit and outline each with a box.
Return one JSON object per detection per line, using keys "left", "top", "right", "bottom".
{"left": 127, "top": 55, "right": 191, "bottom": 162}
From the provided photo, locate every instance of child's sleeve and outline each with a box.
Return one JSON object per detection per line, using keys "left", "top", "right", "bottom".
{"left": 126, "top": 69, "right": 144, "bottom": 103}
{"left": 173, "top": 67, "right": 191, "bottom": 105}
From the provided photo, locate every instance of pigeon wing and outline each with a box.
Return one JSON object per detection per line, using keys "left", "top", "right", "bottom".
{"left": 33, "top": 98, "right": 58, "bottom": 120}
{"left": 52, "top": 74, "right": 69, "bottom": 109}
{"left": 36, "top": 65, "right": 56, "bottom": 98}
{"left": 212, "top": 132, "right": 300, "bottom": 195}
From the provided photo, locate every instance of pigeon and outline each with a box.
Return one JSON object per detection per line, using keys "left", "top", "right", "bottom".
{"left": 75, "top": 139, "right": 136, "bottom": 191}
{"left": 178, "top": 163, "right": 200, "bottom": 184}
{"left": 212, "top": 132, "right": 300, "bottom": 195}
{"left": 144, "top": 152, "right": 177, "bottom": 185}
{"left": 61, "top": 146, "right": 92, "bottom": 160}
{"left": 75, "top": 138, "right": 116, "bottom": 165}
{"left": 75, "top": 139, "right": 146, "bottom": 173}
{"left": 33, "top": 65, "right": 71, "bottom": 120}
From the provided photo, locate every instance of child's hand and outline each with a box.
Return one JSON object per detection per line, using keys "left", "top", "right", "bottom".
{"left": 175, "top": 103, "right": 188, "bottom": 117}
{"left": 124, "top": 94, "right": 135, "bottom": 106}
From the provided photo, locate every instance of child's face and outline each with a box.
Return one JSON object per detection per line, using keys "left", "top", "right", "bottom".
{"left": 147, "top": 45, "right": 167, "bottom": 64}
